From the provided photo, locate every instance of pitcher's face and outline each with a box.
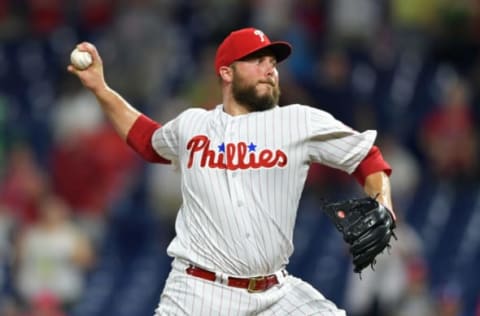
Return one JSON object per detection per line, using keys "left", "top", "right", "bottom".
{"left": 231, "top": 50, "right": 280, "bottom": 112}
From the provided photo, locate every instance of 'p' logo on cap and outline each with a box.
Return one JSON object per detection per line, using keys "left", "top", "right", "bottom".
{"left": 214, "top": 27, "right": 292, "bottom": 74}
{"left": 253, "top": 30, "right": 265, "bottom": 42}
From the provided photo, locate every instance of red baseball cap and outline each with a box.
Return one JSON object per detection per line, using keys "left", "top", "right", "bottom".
{"left": 214, "top": 27, "right": 292, "bottom": 74}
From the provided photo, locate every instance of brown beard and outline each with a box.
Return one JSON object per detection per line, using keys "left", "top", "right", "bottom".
{"left": 231, "top": 69, "right": 280, "bottom": 112}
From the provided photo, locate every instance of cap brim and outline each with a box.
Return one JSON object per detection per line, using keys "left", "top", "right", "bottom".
{"left": 267, "top": 41, "right": 292, "bottom": 63}
{"left": 239, "top": 41, "right": 292, "bottom": 64}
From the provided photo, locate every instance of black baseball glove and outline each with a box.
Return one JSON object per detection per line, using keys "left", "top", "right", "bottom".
{"left": 321, "top": 196, "right": 397, "bottom": 273}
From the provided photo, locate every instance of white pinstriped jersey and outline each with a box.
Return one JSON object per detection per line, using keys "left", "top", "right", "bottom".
{"left": 152, "top": 104, "right": 376, "bottom": 277}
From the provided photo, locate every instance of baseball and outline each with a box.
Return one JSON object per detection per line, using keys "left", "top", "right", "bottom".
{"left": 70, "top": 48, "right": 93, "bottom": 70}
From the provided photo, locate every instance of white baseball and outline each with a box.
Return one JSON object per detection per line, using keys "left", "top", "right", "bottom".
{"left": 70, "top": 48, "right": 93, "bottom": 70}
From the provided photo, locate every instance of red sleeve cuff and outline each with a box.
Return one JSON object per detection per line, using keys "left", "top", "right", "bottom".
{"left": 126, "top": 114, "right": 171, "bottom": 164}
{"left": 352, "top": 146, "right": 391, "bottom": 186}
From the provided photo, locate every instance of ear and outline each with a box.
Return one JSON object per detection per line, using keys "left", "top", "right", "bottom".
{"left": 219, "top": 66, "right": 233, "bottom": 83}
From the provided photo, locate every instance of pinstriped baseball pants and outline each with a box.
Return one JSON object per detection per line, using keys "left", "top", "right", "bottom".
{"left": 154, "top": 259, "right": 346, "bottom": 316}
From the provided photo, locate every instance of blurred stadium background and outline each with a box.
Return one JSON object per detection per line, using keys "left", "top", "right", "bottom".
{"left": 0, "top": 0, "right": 479, "bottom": 315}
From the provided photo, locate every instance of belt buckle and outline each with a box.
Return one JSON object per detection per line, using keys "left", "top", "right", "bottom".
{"left": 247, "top": 276, "right": 266, "bottom": 293}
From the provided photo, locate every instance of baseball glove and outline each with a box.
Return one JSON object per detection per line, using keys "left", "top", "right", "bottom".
{"left": 321, "top": 196, "right": 397, "bottom": 273}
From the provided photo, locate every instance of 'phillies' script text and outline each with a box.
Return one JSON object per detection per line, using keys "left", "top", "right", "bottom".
{"left": 186, "top": 135, "right": 287, "bottom": 170}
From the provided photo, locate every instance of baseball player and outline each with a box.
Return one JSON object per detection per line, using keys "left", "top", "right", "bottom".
{"left": 69, "top": 27, "right": 394, "bottom": 315}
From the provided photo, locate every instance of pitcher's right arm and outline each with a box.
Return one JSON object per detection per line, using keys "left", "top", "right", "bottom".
{"left": 68, "top": 42, "right": 169, "bottom": 163}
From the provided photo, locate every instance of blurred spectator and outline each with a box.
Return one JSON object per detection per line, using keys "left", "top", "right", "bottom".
{"left": 308, "top": 47, "right": 355, "bottom": 126}
{"left": 13, "top": 194, "right": 94, "bottom": 311}
{"left": 179, "top": 45, "right": 221, "bottom": 110}
{"left": 344, "top": 220, "right": 428, "bottom": 316}
{"left": 392, "top": 257, "right": 436, "bottom": 316}
{"left": 27, "top": 0, "right": 65, "bottom": 37}
{"left": 293, "top": 0, "right": 327, "bottom": 49}
{"left": 389, "top": 0, "right": 438, "bottom": 53}
{"left": 77, "top": 0, "right": 116, "bottom": 36}
{"left": 249, "top": 0, "right": 292, "bottom": 36}
{"left": 434, "top": 281, "right": 464, "bottom": 316}
{"left": 103, "top": 1, "right": 186, "bottom": 104}
{"left": 328, "top": 0, "right": 384, "bottom": 47}
{"left": 50, "top": 88, "right": 139, "bottom": 243}
{"left": 23, "top": 291, "right": 65, "bottom": 316}
{"left": 282, "top": 0, "right": 327, "bottom": 82}
{"left": 0, "top": 144, "right": 48, "bottom": 225}
{"left": 418, "top": 78, "right": 478, "bottom": 183}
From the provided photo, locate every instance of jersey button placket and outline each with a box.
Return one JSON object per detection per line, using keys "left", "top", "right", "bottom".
{"left": 225, "top": 122, "right": 239, "bottom": 208}
{"left": 227, "top": 120, "right": 252, "bottom": 240}
{"left": 229, "top": 121, "right": 245, "bottom": 209}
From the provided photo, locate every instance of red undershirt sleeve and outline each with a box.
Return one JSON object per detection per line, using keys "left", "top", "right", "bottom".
{"left": 126, "top": 114, "right": 171, "bottom": 164}
{"left": 352, "top": 145, "right": 391, "bottom": 186}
